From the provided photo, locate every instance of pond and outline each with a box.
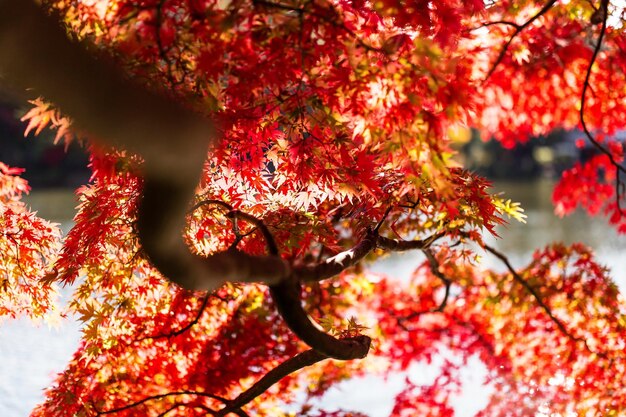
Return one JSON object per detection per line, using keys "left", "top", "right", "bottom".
{"left": 1, "top": 181, "right": 624, "bottom": 416}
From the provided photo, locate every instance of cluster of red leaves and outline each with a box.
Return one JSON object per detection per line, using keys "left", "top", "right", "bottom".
{"left": 0, "top": 162, "right": 61, "bottom": 319}
{"left": 552, "top": 152, "right": 626, "bottom": 228}
{"left": 372, "top": 243, "right": 626, "bottom": 417}
{"left": 474, "top": 3, "right": 626, "bottom": 146}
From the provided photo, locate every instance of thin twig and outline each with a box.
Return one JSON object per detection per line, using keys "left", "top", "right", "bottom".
{"left": 484, "top": 0, "right": 559, "bottom": 80}
{"left": 94, "top": 391, "right": 228, "bottom": 415}
{"left": 376, "top": 231, "right": 446, "bottom": 252}
{"left": 398, "top": 249, "right": 452, "bottom": 330}
{"left": 137, "top": 294, "right": 210, "bottom": 341}
{"left": 473, "top": 20, "right": 520, "bottom": 30}
{"left": 483, "top": 244, "right": 594, "bottom": 351}
{"left": 578, "top": 0, "right": 626, "bottom": 214}
{"left": 214, "top": 346, "right": 348, "bottom": 416}
{"left": 154, "top": 0, "right": 175, "bottom": 84}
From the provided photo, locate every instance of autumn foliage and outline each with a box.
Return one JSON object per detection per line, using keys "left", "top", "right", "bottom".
{"left": 1, "top": 0, "right": 626, "bottom": 416}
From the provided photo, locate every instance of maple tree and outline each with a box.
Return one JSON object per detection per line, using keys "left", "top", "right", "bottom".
{"left": 1, "top": 0, "right": 626, "bottom": 416}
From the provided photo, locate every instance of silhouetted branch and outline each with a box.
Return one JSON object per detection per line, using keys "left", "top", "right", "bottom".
{"left": 398, "top": 248, "right": 452, "bottom": 330}
{"left": 374, "top": 207, "right": 392, "bottom": 233}
{"left": 485, "top": 0, "right": 558, "bottom": 80}
{"left": 483, "top": 244, "right": 589, "bottom": 347}
{"left": 137, "top": 294, "right": 210, "bottom": 341}
{"left": 376, "top": 232, "right": 446, "bottom": 252}
{"left": 474, "top": 20, "right": 520, "bottom": 30}
{"left": 270, "top": 275, "right": 372, "bottom": 359}
{"left": 190, "top": 201, "right": 379, "bottom": 359}
{"left": 294, "top": 229, "right": 377, "bottom": 282}
{"left": 578, "top": 0, "right": 626, "bottom": 214}
{"left": 190, "top": 199, "right": 280, "bottom": 254}
{"left": 215, "top": 346, "right": 347, "bottom": 416}
{"left": 265, "top": 218, "right": 372, "bottom": 359}
{"left": 294, "top": 230, "right": 444, "bottom": 282}
{"left": 94, "top": 391, "right": 228, "bottom": 415}
{"left": 95, "top": 344, "right": 355, "bottom": 416}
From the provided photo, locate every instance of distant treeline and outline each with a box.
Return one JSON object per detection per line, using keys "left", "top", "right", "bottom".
{"left": 0, "top": 101, "right": 89, "bottom": 188}
{"left": 0, "top": 100, "right": 617, "bottom": 188}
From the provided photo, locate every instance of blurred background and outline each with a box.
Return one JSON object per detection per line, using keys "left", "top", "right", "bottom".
{"left": 0, "top": 94, "right": 625, "bottom": 417}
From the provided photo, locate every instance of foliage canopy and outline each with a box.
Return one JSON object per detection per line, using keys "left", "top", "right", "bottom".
{"left": 1, "top": 0, "right": 626, "bottom": 416}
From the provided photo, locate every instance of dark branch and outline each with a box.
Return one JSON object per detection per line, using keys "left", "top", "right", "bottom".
{"left": 484, "top": 0, "right": 559, "bottom": 80}
{"left": 398, "top": 248, "right": 452, "bottom": 330}
{"left": 483, "top": 244, "right": 589, "bottom": 348}
{"left": 373, "top": 207, "right": 392, "bottom": 233}
{"left": 137, "top": 294, "right": 210, "bottom": 341}
{"left": 196, "top": 198, "right": 374, "bottom": 359}
{"left": 473, "top": 20, "right": 521, "bottom": 30}
{"left": 376, "top": 231, "right": 445, "bottom": 252}
{"left": 294, "top": 229, "right": 377, "bottom": 282}
{"left": 578, "top": 0, "right": 626, "bottom": 214}
{"left": 266, "top": 219, "right": 372, "bottom": 359}
{"left": 190, "top": 199, "right": 280, "bottom": 254}
{"left": 294, "top": 230, "right": 444, "bottom": 282}
{"left": 270, "top": 275, "right": 372, "bottom": 360}
{"left": 94, "top": 391, "right": 228, "bottom": 415}
{"left": 95, "top": 345, "right": 346, "bottom": 416}
{"left": 215, "top": 347, "right": 339, "bottom": 416}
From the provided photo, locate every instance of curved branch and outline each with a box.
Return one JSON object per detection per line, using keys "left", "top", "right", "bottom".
{"left": 484, "top": 0, "right": 558, "bottom": 80}
{"left": 578, "top": 0, "right": 626, "bottom": 213}
{"left": 294, "top": 230, "right": 377, "bottom": 282}
{"left": 95, "top": 346, "right": 345, "bottom": 417}
{"left": 483, "top": 244, "right": 586, "bottom": 346}
{"left": 473, "top": 20, "right": 520, "bottom": 31}
{"left": 269, "top": 276, "right": 372, "bottom": 360}
{"left": 193, "top": 198, "right": 373, "bottom": 359}
{"left": 398, "top": 249, "right": 452, "bottom": 330}
{"left": 137, "top": 294, "right": 210, "bottom": 341}
{"left": 94, "top": 391, "right": 228, "bottom": 415}
{"left": 215, "top": 347, "right": 343, "bottom": 417}
{"left": 376, "top": 231, "right": 445, "bottom": 252}
{"left": 190, "top": 199, "right": 280, "bottom": 253}
{"left": 294, "top": 230, "right": 444, "bottom": 282}
{"left": 266, "top": 221, "right": 372, "bottom": 360}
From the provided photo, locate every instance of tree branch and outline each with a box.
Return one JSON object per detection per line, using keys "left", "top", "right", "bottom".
{"left": 484, "top": 0, "right": 559, "bottom": 80}
{"left": 293, "top": 229, "right": 378, "bottom": 282}
{"left": 94, "top": 344, "right": 350, "bottom": 416}
{"left": 269, "top": 275, "right": 372, "bottom": 360}
{"left": 189, "top": 198, "right": 280, "bottom": 254}
{"left": 214, "top": 346, "right": 342, "bottom": 416}
{"left": 94, "top": 391, "right": 228, "bottom": 415}
{"left": 578, "top": 0, "right": 626, "bottom": 214}
{"left": 376, "top": 232, "right": 446, "bottom": 252}
{"left": 483, "top": 244, "right": 588, "bottom": 347}
{"left": 137, "top": 294, "right": 210, "bottom": 341}
{"left": 398, "top": 248, "right": 452, "bottom": 330}
{"left": 272, "top": 226, "right": 445, "bottom": 357}
{"left": 294, "top": 230, "right": 444, "bottom": 282}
